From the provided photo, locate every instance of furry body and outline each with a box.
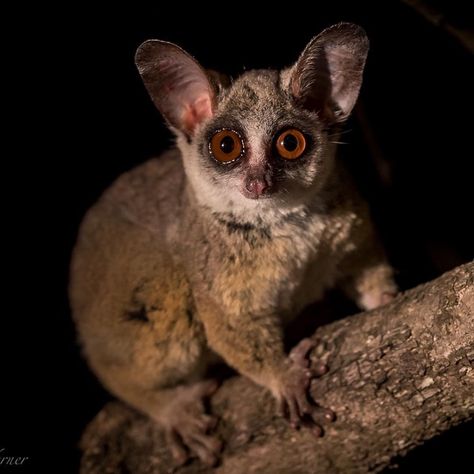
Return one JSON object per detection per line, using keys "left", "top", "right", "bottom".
{"left": 70, "top": 23, "right": 396, "bottom": 464}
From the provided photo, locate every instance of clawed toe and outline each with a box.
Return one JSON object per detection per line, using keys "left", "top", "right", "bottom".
{"left": 184, "top": 432, "right": 222, "bottom": 466}
{"left": 322, "top": 407, "right": 336, "bottom": 422}
{"left": 307, "top": 405, "right": 336, "bottom": 425}
{"left": 189, "top": 413, "right": 218, "bottom": 432}
{"left": 289, "top": 338, "right": 316, "bottom": 367}
{"left": 311, "top": 362, "right": 329, "bottom": 377}
{"left": 165, "top": 421, "right": 222, "bottom": 466}
{"left": 165, "top": 429, "right": 189, "bottom": 466}
{"left": 310, "top": 424, "right": 323, "bottom": 437}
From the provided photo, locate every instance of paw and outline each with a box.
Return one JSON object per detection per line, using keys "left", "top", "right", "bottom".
{"left": 360, "top": 290, "right": 397, "bottom": 310}
{"left": 275, "top": 338, "right": 335, "bottom": 436}
{"left": 161, "top": 380, "right": 222, "bottom": 466}
{"left": 165, "top": 414, "right": 222, "bottom": 466}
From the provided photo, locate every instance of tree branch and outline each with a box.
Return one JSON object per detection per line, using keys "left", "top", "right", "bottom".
{"left": 401, "top": 0, "right": 474, "bottom": 53}
{"left": 80, "top": 263, "right": 474, "bottom": 473}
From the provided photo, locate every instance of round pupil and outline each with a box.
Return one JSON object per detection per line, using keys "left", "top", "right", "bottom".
{"left": 220, "top": 135, "right": 235, "bottom": 154}
{"left": 282, "top": 133, "right": 298, "bottom": 151}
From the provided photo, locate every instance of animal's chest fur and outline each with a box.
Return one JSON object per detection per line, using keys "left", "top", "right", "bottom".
{"left": 209, "top": 208, "right": 360, "bottom": 320}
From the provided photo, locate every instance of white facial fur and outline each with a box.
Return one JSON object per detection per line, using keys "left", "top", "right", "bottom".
{"left": 135, "top": 23, "right": 368, "bottom": 225}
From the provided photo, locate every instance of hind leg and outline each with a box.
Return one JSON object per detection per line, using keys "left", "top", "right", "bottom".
{"left": 90, "top": 336, "right": 222, "bottom": 466}
{"left": 80, "top": 277, "right": 223, "bottom": 467}
{"left": 72, "top": 205, "right": 223, "bottom": 464}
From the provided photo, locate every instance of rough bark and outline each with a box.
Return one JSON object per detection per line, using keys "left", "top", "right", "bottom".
{"left": 80, "top": 263, "right": 474, "bottom": 474}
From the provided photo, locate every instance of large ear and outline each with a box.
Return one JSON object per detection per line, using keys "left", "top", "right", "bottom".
{"left": 135, "top": 40, "right": 215, "bottom": 136}
{"left": 289, "top": 23, "right": 369, "bottom": 123}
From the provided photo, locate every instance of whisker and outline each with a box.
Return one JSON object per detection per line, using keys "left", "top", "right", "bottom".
{"left": 327, "top": 128, "right": 352, "bottom": 140}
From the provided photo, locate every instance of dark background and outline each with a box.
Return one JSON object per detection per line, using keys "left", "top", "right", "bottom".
{"left": 2, "top": 1, "right": 473, "bottom": 472}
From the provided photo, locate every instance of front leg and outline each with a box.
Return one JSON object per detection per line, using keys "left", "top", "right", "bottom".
{"left": 196, "top": 296, "right": 334, "bottom": 435}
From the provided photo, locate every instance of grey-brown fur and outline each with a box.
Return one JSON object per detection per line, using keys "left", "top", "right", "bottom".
{"left": 70, "top": 23, "right": 397, "bottom": 466}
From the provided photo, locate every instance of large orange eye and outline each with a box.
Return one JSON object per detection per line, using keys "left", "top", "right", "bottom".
{"left": 275, "top": 128, "right": 306, "bottom": 160}
{"left": 209, "top": 129, "right": 244, "bottom": 163}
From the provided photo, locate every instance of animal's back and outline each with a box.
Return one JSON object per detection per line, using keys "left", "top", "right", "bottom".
{"left": 69, "top": 150, "right": 201, "bottom": 383}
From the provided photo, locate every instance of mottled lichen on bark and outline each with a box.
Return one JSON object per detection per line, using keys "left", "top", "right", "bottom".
{"left": 80, "top": 263, "right": 474, "bottom": 474}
